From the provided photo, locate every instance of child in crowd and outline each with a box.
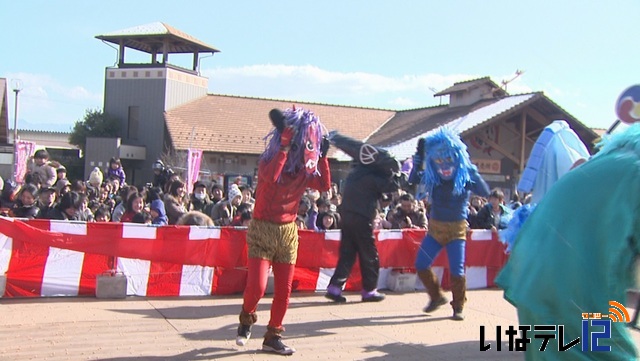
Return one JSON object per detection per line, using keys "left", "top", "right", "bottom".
{"left": 12, "top": 183, "right": 40, "bottom": 219}
{"left": 131, "top": 211, "right": 152, "bottom": 224}
{"left": 106, "top": 157, "right": 126, "bottom": 187}
{"left": 94, "top": 205, "right": 111, "bottom": 222}
{"left": 150, "top": 199, "right": 168, "bottom": 226}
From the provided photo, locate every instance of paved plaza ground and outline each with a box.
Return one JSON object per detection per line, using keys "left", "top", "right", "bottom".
{"left": 0, "top": 289, "right": 638, "bottom": 361}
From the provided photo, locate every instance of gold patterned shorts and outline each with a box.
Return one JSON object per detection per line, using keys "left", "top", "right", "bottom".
{"left": 428, "top": 219, "right": 468, "bottom": 246}
{"left": 246, "top": 219, "right": 299, "bottom": 264}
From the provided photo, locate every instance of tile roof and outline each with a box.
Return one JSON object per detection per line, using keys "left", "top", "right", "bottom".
{"left": 367, "top": 100, "right": 502, "bottom": 147}
{"left": 382, "top": 93, "right": 540, "bottom": 160}
{"left": 448, "top": 93, "right": 538, "bottom": 133}
{"left": 95, "top": 22, "right": 220, "bottom": 54}
{"left": 164, "top": 95, "right": 395, "bottom": 155}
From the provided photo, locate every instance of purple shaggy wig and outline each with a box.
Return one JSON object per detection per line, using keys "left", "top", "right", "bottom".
{"left": 261, "top": 107, "right": 325, "bottom": 175}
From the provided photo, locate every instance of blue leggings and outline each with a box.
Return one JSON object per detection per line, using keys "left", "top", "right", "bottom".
{"left": 414, "top": 234, "right": 466, "bottom": 276}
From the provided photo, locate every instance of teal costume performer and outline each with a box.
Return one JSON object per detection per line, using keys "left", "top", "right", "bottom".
{"left": 409, "top": 126, "right": 490, "bottom": 320}
{"left": 496, "top": 124, "right": 640, "bottom": 360}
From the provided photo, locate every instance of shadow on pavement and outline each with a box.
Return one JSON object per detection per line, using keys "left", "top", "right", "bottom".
{"left": 93, "top": 341, "right": 522, "bottom": 361}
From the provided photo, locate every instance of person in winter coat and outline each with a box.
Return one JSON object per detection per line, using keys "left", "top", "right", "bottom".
{"left": 188, "top": 181, "right": 211, "bottom": 213}
{"left": 475, "top": 189, "right": 510, "bottom": 231}
{"left": 43, "top": 191, "right": 82, "bottom": 221}
{"left": 150, "top": 199, "right": 168, "bottom": 226}
{"left": 163, "top": 180, "right": 187, "bottom": 225}
{"left": 11, "top": 183, "right": 40, "bottom": 219}
{"left": 27, "top": 149, "right": 57, "bottom": 188}
{"left": 106, "top": 157, "right": 126, "bottom": 187}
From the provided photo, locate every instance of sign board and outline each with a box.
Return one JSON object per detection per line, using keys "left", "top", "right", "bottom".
{"left": 473, "top": 159, "right": 501, "bottom": 174}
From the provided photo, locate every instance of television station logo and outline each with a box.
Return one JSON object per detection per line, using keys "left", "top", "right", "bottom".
{"left": 479, "top": 300, "right": 631, "bottom": 353}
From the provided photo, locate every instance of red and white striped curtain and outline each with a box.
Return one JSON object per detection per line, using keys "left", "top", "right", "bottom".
{"left": 0, "top": 218, "right": 508, "bottom": 298}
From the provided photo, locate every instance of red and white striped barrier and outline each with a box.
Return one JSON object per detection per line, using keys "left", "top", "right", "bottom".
{"left": 0, "top": 217, "right": 508, "bottom": 298}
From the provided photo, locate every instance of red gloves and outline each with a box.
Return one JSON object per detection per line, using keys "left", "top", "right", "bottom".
{"left": 280, "top": 127, "right": 295, "bottom": 148}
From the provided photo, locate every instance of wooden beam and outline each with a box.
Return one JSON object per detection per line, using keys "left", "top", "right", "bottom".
{"left": 525, "top": 105, "right": 549, "bottom": 127}
{"left": 494, "top": 123, "right": 537, "bottom": 147}
{"left": 526, "top": 127, "right": 545, "bottom": 137}
{"left": 478, "top": 134, "right": 521, "bottom": 165}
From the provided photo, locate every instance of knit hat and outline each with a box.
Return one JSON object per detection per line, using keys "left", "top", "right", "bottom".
{"left": 89, "top": 167, "right": 103, "bottom": 188}
{"left": 228, "top": 184, "right": 242, "bottom": 202}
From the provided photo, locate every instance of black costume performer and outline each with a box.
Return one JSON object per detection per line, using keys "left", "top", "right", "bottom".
{"left": 324, "top": 133, "right": 405, "bottom": 302}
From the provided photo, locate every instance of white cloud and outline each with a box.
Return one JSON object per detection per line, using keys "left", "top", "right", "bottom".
{"left": 4, "top": 72, "right": 103, "bottom": 130}
{"left": 203, "top": 64, "right": 475, "bottom": 109}
{"left": 6, "top": 65, "right": 567, "bottom": 131}
{"left": 388, "top": 97, "right": 419, "bottom": 108}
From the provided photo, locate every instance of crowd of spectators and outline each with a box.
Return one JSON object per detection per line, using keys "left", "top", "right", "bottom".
{"left": 0, "top": 151, "right": 256, "bottom": 227}
{"left": 0, "top": 149, "right": 525, "bottom": 232}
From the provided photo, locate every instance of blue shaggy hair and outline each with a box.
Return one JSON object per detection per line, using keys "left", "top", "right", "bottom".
{"left": 593, "top": 122, "right": 640, "bottom": 159}
{"left": 420, "top": 126, "right": 478, "bottom": 196}
{"left": 261, "top": 107, "right": 324, "bottom": 176}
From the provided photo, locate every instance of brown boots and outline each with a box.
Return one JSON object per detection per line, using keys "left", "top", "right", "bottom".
{"left": 450, "top": 275, "right": 467, "bottom": 321}
{"left": 418, "top": 269, "right": 467, "bottom": 320}
{"left": 417, "top": 269, "right": 448, "bottom": 313}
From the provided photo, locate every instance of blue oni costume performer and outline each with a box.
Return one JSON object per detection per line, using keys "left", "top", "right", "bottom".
{"left": 408, "top": 126, "right": 490, "bottom": 320}
{"left": 495, "top": 124, "right": 640, "bottom": 360}
{"left": 324, "top": 133, "right": 405, "bottom": 303}
{"left": 235, "top": 107, "right": 331, "bottom": 355}
{"left": 500, "top": 120, "right": 590, "bottom": 253}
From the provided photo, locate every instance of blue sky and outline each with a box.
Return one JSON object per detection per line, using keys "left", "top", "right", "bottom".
{"left": 2, "top": 1, "right": 638, "bottom": 132}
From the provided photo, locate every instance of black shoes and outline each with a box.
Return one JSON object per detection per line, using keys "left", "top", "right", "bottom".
{"left": 361, "top": 291, "right": 386, "bottom": 302}
{"left": 325, "top": 284, "right": 347, "bottom": 303}
{"left": 325, "top": 292, "right": 347, "bottom": 303}
{"left": 262, "top": 335, "right": 295, "bottom": 355}
{"left": 235, "top": 324, "right": 252, "bottom": 346}
{"left": 423, "top": 297, "right": 449, "bottom": 313}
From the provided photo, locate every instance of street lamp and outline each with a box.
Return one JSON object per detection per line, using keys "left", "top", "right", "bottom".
{"left": 11, "top": 79, "right": 23, "bottom": 181}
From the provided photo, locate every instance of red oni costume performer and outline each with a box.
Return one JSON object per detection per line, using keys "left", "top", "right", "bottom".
{"left": 236, "top": 107, "right": 331, "bottom": 355}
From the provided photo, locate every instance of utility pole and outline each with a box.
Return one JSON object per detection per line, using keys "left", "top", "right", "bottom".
{"left": 11, "top": 79, "right": 23, "bottom": 181}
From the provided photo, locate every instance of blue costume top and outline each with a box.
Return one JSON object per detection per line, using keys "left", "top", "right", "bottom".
{"left": 430, "top": 174, "right": 489, "bottom": 222}
{"left": 409, "top": 126, "right": 490, "bottom": 222}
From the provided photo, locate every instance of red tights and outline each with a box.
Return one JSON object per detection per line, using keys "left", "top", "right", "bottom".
{"left": 242, "top": 258, "right": 295, "bottom": 329}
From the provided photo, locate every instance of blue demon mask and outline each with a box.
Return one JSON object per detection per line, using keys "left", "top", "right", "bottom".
{"left": 430, "top": 146, "right": 459, "bottom": 181}
{"left": 420, "top": 126, "right": 477, "bottom": 196}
